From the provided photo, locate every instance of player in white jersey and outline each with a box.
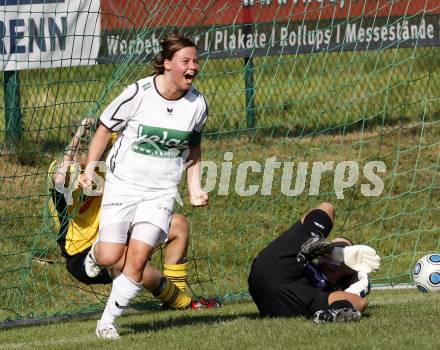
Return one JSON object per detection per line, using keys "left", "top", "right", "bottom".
{"left": 79, "top": 32, "right": 208, "bottom": 340}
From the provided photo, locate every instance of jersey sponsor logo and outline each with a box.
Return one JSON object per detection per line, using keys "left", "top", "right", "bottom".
{"left": 133, "top": 124, "right": 190, "bottom": 157}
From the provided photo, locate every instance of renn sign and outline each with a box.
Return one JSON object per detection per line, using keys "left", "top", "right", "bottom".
{"left": 0, "top": 16, "right": 66, "bottom": 54}
{"left": 1, "top": 0, "right": 100, "bottom": 71}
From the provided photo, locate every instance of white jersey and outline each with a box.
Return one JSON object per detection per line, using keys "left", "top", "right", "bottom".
{"left": 100, "top": 76, "right": 208, "bottom": 193}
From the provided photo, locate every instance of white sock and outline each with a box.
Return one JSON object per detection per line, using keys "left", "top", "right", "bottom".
{"left": 99, "top": 273, "right": 143, "bottom": 326}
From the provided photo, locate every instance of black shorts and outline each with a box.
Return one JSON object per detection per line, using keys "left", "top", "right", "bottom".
{"left": 248, "top": 219, "right": 331, "bottom": 318}
{"left": 51, "top": 188, "right": 112, "bottom": 285}
{"left": 66, "top": 248, "right": 112, "bottom": 285}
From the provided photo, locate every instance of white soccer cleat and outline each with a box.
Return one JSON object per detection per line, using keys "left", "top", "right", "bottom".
{"left": 96, "top": 320, "right": 120, "bottom": 340}
{"left": 84, "top": 249, "right": 102, "bottom": 278}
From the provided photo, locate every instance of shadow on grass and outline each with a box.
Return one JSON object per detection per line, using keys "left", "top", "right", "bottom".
{"left": 126, "top": 311, "right": 261, "bottom": 335}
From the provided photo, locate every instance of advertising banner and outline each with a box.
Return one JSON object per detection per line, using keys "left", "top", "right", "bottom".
{"left": 1, "top": 0, "right": 100, "bottom": 71}
{"left": 99, "top": 0, "right": 440, "bottom": 63}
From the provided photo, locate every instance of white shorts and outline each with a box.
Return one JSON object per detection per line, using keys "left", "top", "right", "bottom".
{"left": 99, "top": 186, "right": 175, "bottom": 246}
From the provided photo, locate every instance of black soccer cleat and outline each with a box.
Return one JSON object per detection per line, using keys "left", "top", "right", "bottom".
{"left": 313, "top": 307, "right": 362, "bottom": 323}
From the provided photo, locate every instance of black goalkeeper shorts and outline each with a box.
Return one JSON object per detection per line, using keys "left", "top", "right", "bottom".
{"left": 66, "top": 248, "right": 112, "bottom": 285}
{"left": 248, "top": 219, "right": 331, "bottom": 318}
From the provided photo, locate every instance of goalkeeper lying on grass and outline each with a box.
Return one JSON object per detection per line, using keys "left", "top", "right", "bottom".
{"left": 48, "top": 119, "right": 219, "bottom": 313}
{"left": 248, "top": 202, "right": 379, "bottom": 323}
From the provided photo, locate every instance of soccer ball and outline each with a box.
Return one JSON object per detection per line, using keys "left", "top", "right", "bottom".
{"left": 413, "top": 254, "right": 440, "bottom": 293}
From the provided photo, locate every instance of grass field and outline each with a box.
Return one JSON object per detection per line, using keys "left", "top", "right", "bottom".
{"left": 1, "top": 289, "right": 440, "bottom": 350}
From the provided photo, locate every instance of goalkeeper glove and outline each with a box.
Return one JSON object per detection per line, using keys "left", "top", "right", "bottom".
{"left": 297, "top": 235, "right": 334, "bottom": 263}
{"left": 345, "top": 271, "right": 371, "bottom": 297}
{"left": 332, "top": 245, "right": 380, "bottom": 273}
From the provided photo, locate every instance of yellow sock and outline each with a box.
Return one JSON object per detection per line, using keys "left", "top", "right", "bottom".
{"left": 157, "top": 278, "right": 191, "bottom": 310}
{"left": 163, "top": 262, "right": 188, "bottom": 292}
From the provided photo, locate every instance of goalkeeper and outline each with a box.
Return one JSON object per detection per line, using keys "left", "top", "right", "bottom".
{"left": 48, "top": 119, "right": 219, "bottom": 310}
{"left": 248, "top": 202, "right": 380, "bottom": 323}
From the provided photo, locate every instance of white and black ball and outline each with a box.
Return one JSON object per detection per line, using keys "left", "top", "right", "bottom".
{"left": 413, "top": 254, "right": 440, "bottom": 293}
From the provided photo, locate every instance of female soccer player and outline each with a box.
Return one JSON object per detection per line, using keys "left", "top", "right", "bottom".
{"left": 248, "top": 202, "right": 379, "bottom": 323}
{"left": 79, "top": 32, "right": 209, "bottom": 339}
{"left": 49, "top": 120, "right": 217, "bottom": 315}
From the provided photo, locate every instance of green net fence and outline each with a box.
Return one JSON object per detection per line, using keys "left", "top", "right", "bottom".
{"left": 1, "top": 0, "right": 440, "bottom": 323}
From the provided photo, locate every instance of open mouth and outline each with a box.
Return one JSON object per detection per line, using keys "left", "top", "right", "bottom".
{"left": 184, "top": 73, "right": 196, "bottom": 81}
